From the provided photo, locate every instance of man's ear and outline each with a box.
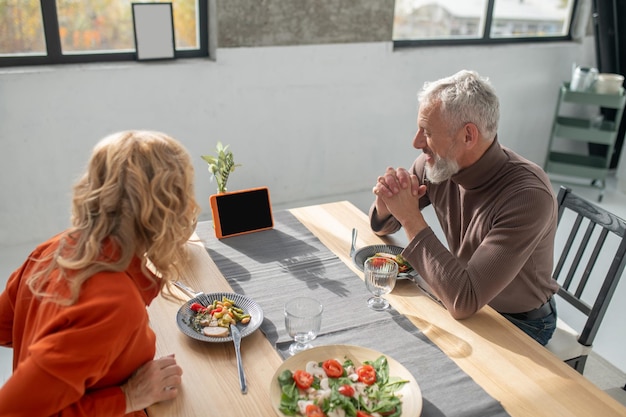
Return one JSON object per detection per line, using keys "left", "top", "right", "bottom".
{"left": 463, "top": 122, "right": 481, "bottom": 148}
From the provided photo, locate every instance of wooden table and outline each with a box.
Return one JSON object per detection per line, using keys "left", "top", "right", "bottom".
{"left": 146, "top": 201, "right": 626, "bottom": 417}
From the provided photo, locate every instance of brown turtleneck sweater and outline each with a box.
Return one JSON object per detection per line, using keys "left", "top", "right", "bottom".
{"left": 370, "top": 140, "right": 559, "bottom": 318}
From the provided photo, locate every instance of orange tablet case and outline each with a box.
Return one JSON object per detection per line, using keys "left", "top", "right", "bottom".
{"left": 209, "top": 187, "right": 274, "bottom": 239}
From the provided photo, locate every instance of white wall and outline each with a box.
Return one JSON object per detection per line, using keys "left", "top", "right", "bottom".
{"left": 6, "top": 38, "right": 625, "bottom": 374}
{"left": 1, "top": 40, "right": 595, "bottom": 246}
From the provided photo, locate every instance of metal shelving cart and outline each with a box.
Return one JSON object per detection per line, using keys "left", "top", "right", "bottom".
{"left": 544, "top": 82, "right": 626, "bottom": 202}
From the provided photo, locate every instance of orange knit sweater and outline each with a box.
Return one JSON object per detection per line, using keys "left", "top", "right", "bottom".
{"left": 0, "top": 233, "right": 160, "bottom": 416}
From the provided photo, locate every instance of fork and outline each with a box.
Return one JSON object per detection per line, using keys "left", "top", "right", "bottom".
{"left": 231, "top": 323, "right": 248, "bottom": 394}
{"left": 174, "top": 280, "right": 203, "bottom": 298}
{"left": 350, "top": 228, "right": 358, "bottom": 257}
{"left": 175, "top": 280, "right": 248, "bottom": 394}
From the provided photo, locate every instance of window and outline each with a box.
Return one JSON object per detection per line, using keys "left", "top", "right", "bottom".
{"left": 0, "top": 0, "right": 208, "bottom": 67}
{"left": 393, "top": 0, "right": 577, "bottom": 46}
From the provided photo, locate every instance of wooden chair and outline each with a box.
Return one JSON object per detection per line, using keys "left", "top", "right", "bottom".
{"left": 545, "top": 186, "right": 626, "bottom": 373}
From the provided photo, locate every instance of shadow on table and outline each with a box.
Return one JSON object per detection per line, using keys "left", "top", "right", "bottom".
{"left": 213, "top": 228, "right": 321, "bottom": 264}
{"left": 207, "top": 246, "right": 352, "bottom": 298}
{"left": 205, "top": 228, "right": 353, "bottom": 298}
{"left": 204, "top": 248, "right": 251, "bottom": 282}
{"left": 278, "top": 255, "right": 352, "bottom": 297}
{"left": 421, "top": 398, "right": 446, "bottom": 417}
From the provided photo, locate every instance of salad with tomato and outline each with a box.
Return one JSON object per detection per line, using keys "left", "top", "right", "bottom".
{"left": 277, "top": 355, "right": 408, "bottom": 417}
{"left": 371, "top": 253, "right": 413, "bottom": 274}
{"left": 188, "top": 296, "right": 251, "bottom": 334}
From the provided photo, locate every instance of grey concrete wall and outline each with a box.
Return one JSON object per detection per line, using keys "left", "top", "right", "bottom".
{"left": 216, "top": 0, "right": 394, "bottom": 47}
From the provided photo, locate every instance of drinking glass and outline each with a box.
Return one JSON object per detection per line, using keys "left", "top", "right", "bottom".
{"left": 364, "top": 257, "right": 398, "bottom": 311}
{"left": 284, "top": 297, "right": 323, "bottom": 355}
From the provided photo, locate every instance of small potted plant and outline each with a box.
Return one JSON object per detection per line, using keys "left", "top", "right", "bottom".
{"left": 202, "top": 143, "right": 272, "bottom": 239}
{"left": 201, "top": 142, "right": 241, "bottom": 194}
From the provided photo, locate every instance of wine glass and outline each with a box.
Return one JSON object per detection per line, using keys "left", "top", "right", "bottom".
{"left": 364, "top": 257, "right": 398, "bottom": 311}
{"left": 284, "top": 297, "right": 323, "bottom": 355}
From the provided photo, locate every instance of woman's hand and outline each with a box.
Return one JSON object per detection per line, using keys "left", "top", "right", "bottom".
{"left": 121, "top": 354, "right": 183, "bottom": 413}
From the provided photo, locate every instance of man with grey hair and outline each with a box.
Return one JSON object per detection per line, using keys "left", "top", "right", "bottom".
{"left": 370, "top": 70, "right": 559, "bottom": 345}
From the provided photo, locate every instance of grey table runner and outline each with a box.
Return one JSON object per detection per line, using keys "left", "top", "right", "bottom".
{"left": 196, "top": 211, "right": 510, "bottom": 417}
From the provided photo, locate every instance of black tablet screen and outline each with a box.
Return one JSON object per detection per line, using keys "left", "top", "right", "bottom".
{"left": 214, "top": 188, "right": 273, "bottom": 237}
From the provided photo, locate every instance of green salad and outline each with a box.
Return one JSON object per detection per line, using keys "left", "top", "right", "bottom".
{"left": 277, "top": 355, "right": 408, "bottom": 417}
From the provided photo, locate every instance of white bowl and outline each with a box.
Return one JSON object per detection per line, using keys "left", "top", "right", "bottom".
{"left": 593, "top": 73, "right": 624, "bottom": 95}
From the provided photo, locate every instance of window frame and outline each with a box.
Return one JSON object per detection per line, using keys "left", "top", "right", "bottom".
{"left": 393, "top": 0, "right": 580, "bottom": 49}
{"left": 0, "top": 0, "right": 208, "bottom": 68}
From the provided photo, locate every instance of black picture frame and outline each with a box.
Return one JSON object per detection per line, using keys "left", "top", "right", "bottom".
{"left": 132, "top": 2, "right": 175, "bottom": 61}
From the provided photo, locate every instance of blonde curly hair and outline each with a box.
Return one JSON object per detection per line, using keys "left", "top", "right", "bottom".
{"left": 28, "top": 130, "right": 200, "bottom": 305}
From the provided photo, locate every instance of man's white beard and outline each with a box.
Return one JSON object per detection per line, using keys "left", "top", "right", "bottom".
{"left": 425, "top": 153, "right": 460, "bottom": 184}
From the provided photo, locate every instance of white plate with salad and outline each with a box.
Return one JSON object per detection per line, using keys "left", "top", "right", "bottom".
{"left": 270, "top": 344, "right": 422, "bottom": 417}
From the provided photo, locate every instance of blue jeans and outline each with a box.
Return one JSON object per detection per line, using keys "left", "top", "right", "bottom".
{"left": 501, "top": 297, "right": 557, "bottom": 346}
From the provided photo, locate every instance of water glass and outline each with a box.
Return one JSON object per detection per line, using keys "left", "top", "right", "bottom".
{"left": 284, "top": 297, "right": 323, "bottom": 355}
{"left": 364, "top": 257, "right": 398, "bottom": 311}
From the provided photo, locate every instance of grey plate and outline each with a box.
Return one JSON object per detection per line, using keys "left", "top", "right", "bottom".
{"left": 352, "top": 244, "right": 416, "bottom": 278}
{"left": 176, "top": 292, "right": 263, "bottom": 343}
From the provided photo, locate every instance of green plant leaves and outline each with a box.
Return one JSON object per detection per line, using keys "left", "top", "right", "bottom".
{"left": 201, "top": 141, "right": 241, "bottom": 193}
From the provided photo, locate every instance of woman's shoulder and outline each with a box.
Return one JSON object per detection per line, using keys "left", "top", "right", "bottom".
{"left": 76, "top": 266, "right": 157, "bottom": 315}
{"left": 25, "top": 232, "right": 66, "bottom": 260}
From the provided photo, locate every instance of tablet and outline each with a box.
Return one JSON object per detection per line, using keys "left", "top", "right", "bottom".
{"left": 209, "top": 187, "right": 274, "bottom": 239}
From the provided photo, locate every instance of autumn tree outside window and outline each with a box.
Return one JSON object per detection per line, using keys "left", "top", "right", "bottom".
{"left": 0, "top": 0, "right": 208, "bottom": 67}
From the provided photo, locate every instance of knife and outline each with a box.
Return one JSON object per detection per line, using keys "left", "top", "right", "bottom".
{"left": 231, "top": 324, "right": 247, "bottom": 394}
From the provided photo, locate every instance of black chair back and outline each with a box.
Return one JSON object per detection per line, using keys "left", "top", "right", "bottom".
{"left": 554, "top": 186, "right": 626, "bottom": 348}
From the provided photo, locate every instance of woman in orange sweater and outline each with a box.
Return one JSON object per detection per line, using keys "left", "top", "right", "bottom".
{"left": 0, "top": 130, "right": 200, "bottom": 416}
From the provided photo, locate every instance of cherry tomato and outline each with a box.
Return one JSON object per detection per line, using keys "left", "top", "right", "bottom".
{"left": 338, "top": 384, "right": 354, "bottom": 397}
{"left": 189, "top": 302, "right": 205, "bottom": 312}
{"left": 369, "top": 257, "right": 388, "bottom": 268}
{"left": 356, "top": 364, "right": 377, "bottom": 385}
{"left": 356, "top": 411, "right": 374, "bottom": 417}
{"left": 305, "top": 404, "right": 326, "bottom": 417}
{"left": 293, "top": 369, "right": 314, "bottom": 390}
{"left": 322, "top": 359, "right": 343, "bottom": 378}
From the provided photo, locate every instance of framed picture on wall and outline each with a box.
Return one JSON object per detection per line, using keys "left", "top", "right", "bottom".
{"left": 132, "top": 2, "right": 175, "bottom": 61}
